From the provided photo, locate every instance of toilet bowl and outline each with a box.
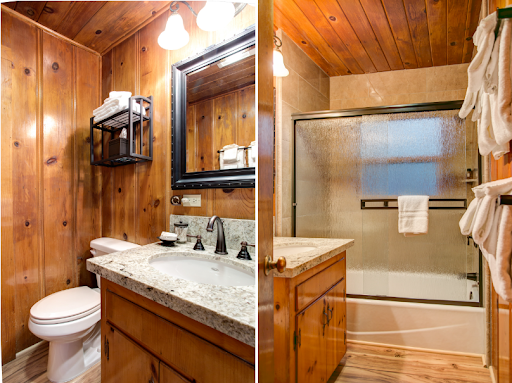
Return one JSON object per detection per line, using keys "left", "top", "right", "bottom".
{"left": 28, "top": 287, "right": 101, "bottom": 383}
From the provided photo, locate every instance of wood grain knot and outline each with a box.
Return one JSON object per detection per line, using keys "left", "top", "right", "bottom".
{"left": 222, "top": 188, "right": 234, "bottom": 194}
{"left": 26, "top": 8, "right": 35, "bottom": 16}
{"left": 242, "top": 114, "right": 247, "bottom": 118}
{"left": 347, "top": 71, "right": 352, "bottom": 74}
{"left": 151, "top": 364, "right": 157, "bottom": 375}
{"left": 450, "top": 42, "right": 456, "bottom": 46}
{"left": 25, "top": 221, "right": 30, "bottom": 227}
{"left": 43, "top": 6, "right": 54, "bottom": 13}
{"left": 142, "top": 47, "right": 146, "bottom": 52}
{"left": 11, "top": 62, "right": 15, "bottom": 69}
{"left": 85, "top": 137, "right": 91, "bottom": 143}
{"left": 152, "top": 136, "right": 156, "bottom": 142}
{"left": 14, "top": 141, "right": 19, "bottom": 147}
{"left": 143, "top": 208, "right": 146, "bottom": 212}
{"left": 24, "top": 68, "right": 30, "bottom": 75}
{"left": 95, "top": 30, "right": 102, "bottom": 35}
{"left": 275, "top": 304, "right": 280, "bottom": 310}
{"left": 154, "top": 199, "right": 160, "bottom": 207}
{"left": 329, "top": 16, "right": 336, "bottom": 21}
{"left": 66, "top": 279, "right": 70, "bottom": 285}
{"left": 46, "top": 156, "right": 57, "bottom": 165}
{"left": 63, "top": 221, "right": 67, "bottom": 227}
{"left": 301, "top": 41, "right": 307, "bottom": 45}
{"left": 52, "top": 62, "right": 59, "bottom": 71}
{"left": 120, "top": 62, "right": 123, "bottom": 66}
{"left": 118, "top": 188, "right": 122, "bottom": 193}
{"left": 152, "top": 10, "right": 156, "bottom": 15}
{"left": 218, "top": 116, "right": 222, "bottom": 119}
{"left": 123, "top": 233, "right": 128, "bottom": 240}
{"left": 466, "top": 37, "right": 472, "bottom": 41}
{"left": 202, "top": 116, "right": 205, "bottom": 119}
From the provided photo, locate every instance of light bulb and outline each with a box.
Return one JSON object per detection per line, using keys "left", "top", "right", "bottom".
{"left": 158, "top": 13, "right": 189, "bottom": 50}
{"left": 197, "top": 2, "right": 235, "bottom": 32}
{"left": 273, "top": 50, "right": 289, "bottom": 77}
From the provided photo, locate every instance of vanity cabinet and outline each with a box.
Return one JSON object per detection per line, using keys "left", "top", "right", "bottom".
{"left": 101, "top": 279, "right": 255, "bottom": 383}
{"left": 274, "top": 252, "right": 346, "bottom": 383}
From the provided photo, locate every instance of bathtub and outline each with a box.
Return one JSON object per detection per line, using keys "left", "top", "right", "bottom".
{"left": 347, "top": 297, "right": 485, "bottom": 354}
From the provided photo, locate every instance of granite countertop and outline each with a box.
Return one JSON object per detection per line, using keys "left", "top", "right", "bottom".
{"left": 86, "top": 242, "right": 255, "bottom": 347}
{"left": 273, "top": 237, "right": 354, "bottom": 278}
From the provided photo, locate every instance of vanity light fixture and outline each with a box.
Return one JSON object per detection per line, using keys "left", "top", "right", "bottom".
{"left": 273, "top": 34, "right": 289, "bottom": 77}
{"left": 158, "top": 1, "right": 247, "bottom": 51}
{"left": 158, "top": 2, "right": 189, "bottom": 50}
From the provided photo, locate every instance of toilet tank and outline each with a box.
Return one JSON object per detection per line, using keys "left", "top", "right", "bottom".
{"left": 90, "top": 238, "right": 140, "bottom": 287}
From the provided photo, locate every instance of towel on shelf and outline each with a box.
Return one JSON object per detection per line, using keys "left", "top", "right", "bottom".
{"left": 93, "top": 99, "right": 145, "bottom": 123}
{"left": 397, "top": 196, "right": 429, "bottom": 236}
{"left": 460, "top": 12, "right": 497, "bottom": 118}
{"left": 109, "top": 91, "right": 132, "bottom": 99}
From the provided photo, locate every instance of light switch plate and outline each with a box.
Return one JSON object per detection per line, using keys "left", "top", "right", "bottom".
{"left": 183, "top": 194, "right": 201, "bottom": 207}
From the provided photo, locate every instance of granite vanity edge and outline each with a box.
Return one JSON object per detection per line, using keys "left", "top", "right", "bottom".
{"left": 274, "top": 239, "right": 354, "bottom": 278}
{"left": 87, "top": 256, "right": 255, "bottom": 347}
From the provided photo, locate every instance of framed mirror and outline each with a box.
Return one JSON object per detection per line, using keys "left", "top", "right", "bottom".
{"left": 171, "top": 26, "right": 256, "bottom": 189}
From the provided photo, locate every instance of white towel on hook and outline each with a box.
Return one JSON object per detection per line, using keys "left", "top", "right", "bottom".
{"left": 223, "top": 144, "right": 239, "bottom": 163}
{"left": 494, "top": 19, "right": 512, "bottom": 145}
{"left": 398, "top": 196, "right": 429, "bottom": 236}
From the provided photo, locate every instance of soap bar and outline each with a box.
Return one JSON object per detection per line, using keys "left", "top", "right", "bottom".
{"left": 160, "top": 231, "right": 177, "bottom": 241}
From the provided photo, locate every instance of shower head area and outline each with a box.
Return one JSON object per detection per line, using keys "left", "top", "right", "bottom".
{"left": 292, "top": 103, "right": 481, "bottom": 306}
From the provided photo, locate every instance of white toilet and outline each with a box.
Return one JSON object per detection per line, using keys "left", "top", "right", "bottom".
{"left": 28, "top": 237, "right": 140, "bottom": 383}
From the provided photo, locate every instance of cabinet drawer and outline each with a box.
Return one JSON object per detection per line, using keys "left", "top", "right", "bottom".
{"left": 295, "top": 255, "right": 345, "bottom": 312}
{"left": 105, "top": 290, "right": 254, "bottom": 383}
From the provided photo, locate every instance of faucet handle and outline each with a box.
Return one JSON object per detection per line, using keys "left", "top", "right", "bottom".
{"left": 237, "top": 241, "right": 253, "bottom": 260}
{"left": 187, "top": 234, "right": 205, "bottom": 251}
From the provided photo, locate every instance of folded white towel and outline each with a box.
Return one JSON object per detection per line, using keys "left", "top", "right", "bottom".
{"left": 247, "top": 141, "right": 257, "bottom": 168}
{"left": 94, "top": 100, "right": 146, "bottom": 123}
{"left": 460, "top": 198, "right": 480, "bottom": 235}
{"left": 109, "top": 91, "right": 132, "bottom": 99}
{"left": 223, "top": 145, "right": 239, "bottom": 162}
{"left": 398, "top": 196, "right": 429, "bottom": 236}
{"left": 219, "top": 144, "right": 245, "bottom": 169}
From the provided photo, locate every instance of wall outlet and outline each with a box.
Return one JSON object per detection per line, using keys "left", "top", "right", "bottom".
{"left": 182, "top": 194, "right": 201, "bottom": 207}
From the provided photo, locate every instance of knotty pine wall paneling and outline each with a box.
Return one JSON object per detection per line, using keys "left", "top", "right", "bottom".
{"left": 1, "top": 9, "right": 101, "bottom": 364}
{"left": 101, "top": 3, "right": 256, "bottom": 246}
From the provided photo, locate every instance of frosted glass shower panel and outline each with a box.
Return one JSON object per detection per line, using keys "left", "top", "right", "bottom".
{"left": 294, "top": 109, "right": 472, "bottom": 302}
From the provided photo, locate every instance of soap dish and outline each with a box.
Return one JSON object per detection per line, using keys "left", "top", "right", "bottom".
{"left": 157, "top": 237, "right": 177, "bottom": 247}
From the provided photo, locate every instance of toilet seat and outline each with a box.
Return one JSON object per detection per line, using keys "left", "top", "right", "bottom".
{"left": 30, "top": 286, "right": 100, "bottom": 325}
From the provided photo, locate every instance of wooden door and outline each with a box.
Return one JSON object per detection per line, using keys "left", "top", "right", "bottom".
{"left": 296, "top": 296, "right": 328, "bottom": 383}
{"left": 160, "top": 362, "right": 190, "bottom": 383}
{"left": 258, "top": 0, "right": 276, "bottom": 382}
{"left": 104, "top": 325, "right": 159, "bottom": 383}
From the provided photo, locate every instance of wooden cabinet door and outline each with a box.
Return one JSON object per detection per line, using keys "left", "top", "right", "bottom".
{"left": 160, "top": 362, "right": 190, "bottom": 383}
{"left": 333, "top": 279, "right": 347, "bottom": 364}
{"left": 104, "top": 325, "right": 159, "bottom": 383}
{"left": 296, "top": 295, "right": 328, "bottom": 383}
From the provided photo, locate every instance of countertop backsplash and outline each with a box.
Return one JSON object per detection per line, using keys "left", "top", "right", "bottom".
{"left": 169, "top": 214, "right": 255, "bottom": 252}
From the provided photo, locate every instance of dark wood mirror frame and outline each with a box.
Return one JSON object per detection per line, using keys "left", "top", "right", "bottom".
{"left": 171, "top": 25, "right": 256, "bottom": 190}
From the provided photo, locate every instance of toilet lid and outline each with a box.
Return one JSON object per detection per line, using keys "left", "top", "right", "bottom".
{"left": 30, "top": 286, "right": 100, "bottom": 323}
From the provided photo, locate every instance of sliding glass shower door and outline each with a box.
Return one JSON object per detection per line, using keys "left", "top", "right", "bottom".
{"left": 294, "top": 108, "right": 480, "bottom": 304}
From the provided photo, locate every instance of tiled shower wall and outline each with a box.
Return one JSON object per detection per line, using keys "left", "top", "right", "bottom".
{"left": 275, "top": 31, "right": 330, "bottom": 236}
{"left": 330, "top": 63, "right": 468, "bottom": 110}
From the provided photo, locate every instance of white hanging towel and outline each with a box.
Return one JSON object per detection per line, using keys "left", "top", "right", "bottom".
{"left": 398, "top": 196, "right": 429, "bottom": 237}
{"left": 247, "top": 141, "right": 256, "bottom": 167}
{"left": 219, "top": 144, "right": 245, "bottom": 169}
{"left": 494, "top": 19, "right": 512, "bottom": 145}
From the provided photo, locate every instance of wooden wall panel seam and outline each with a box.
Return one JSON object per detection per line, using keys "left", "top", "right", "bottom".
{"left": 72, "top": 45, "right": 78, "bottom": 287}
{"left": 0, "top": 5, "right": 100, "bottom": 56}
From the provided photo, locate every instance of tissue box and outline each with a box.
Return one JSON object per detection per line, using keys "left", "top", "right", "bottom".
{"left": 109, "top": 138, "right": 129, "bottom": 158}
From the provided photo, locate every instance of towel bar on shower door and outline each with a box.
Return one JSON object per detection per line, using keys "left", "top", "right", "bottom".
{"left": 498, "top": 195, "right": 512, "bottom": 205}
{"left": 360, "top": 199, "right": 467, "bottom": 210}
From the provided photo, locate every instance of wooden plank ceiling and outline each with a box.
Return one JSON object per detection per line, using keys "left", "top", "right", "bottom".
{"left": 4, "top": 1, "right": 172, "bottom": 54}
{"left": 274, "top": 0, "right": 482, "bottom": 76}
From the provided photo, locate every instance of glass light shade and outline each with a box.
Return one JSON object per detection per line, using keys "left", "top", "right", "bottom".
{"left": 273, "top": 50, "right": 289, "bottom": 77}
{"left": 158, "top": 13, "right": 189, "bottom": 50}
{"left": 197, "top": 2, "right": 235, "bottom": 32}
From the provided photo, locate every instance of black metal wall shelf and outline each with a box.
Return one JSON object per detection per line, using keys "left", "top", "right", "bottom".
{"left": 90, "top": 95, "right": 153, "bottom": 167}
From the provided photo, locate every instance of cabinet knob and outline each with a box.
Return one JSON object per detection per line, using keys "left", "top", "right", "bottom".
{"left": 264, "top": 255, "right": 286, "bottom": 275}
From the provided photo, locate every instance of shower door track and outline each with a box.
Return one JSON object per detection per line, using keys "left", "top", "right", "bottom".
{"left": 291, "top": 100, "right": 483, "bottom": 307}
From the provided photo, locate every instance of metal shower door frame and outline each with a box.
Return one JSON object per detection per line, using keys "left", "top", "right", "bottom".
{"left": 291, "top": 101, "right": 483, "bottom": 307}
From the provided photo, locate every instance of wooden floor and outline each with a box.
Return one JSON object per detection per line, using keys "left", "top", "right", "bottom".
{"left": 2, "top": 341, "right": 492, "bottom": 383}
{"left": 328, "top": 343, "right": 493, "bottom": 383}
{"left": 2, "top": 341, "right": 100, "bottom": 383}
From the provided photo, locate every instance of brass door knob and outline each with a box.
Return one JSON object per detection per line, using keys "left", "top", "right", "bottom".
{"left": 264, "top": 255, "right": 286, "bottom": 275}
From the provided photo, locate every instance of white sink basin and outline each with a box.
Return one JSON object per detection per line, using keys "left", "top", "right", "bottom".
{"left": 274, "top": 246, "right": 317, "bottom": 257}
{"left": 149, "top": 256, "right": 254, "bottom": 287}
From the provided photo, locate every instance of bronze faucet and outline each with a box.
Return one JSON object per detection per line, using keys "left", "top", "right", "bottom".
{"left": 206, "top": 216, "right": 228, "bottom": 255}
